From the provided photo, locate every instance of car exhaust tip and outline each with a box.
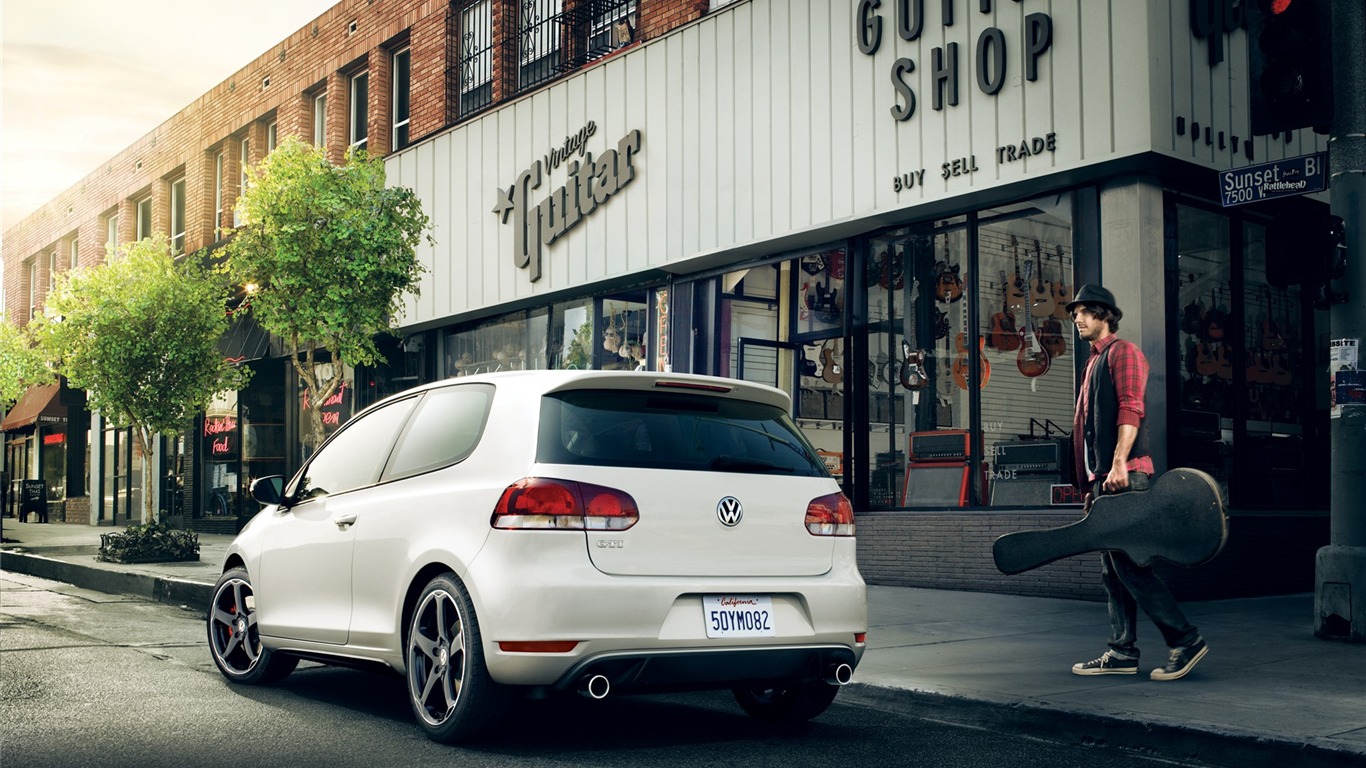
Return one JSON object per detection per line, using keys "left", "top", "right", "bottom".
{"left": 580, "top": 674, "right": 611, "bottom": 700}
{"left": 826, "top": 662, "right": 853, "bottom": 686}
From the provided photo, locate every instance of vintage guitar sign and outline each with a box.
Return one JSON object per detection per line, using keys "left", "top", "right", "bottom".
{"left": 494, "top": 123, "right": 642, "bottom": 282}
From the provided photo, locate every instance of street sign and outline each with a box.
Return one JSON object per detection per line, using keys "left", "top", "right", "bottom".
{"left": 1219, "top": 152, "right": 1327, "bottom": 207}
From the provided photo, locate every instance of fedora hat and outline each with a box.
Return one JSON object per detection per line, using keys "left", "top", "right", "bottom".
{"left": 1065, "top": 284, "right": 1122, "bottom": 318}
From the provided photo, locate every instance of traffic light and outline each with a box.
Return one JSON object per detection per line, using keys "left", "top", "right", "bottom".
{"left": 1266, "top": 212, "right": 1346, "bottom": 293}
{"left": 1247, "top": 0, "right": 1334, "bottom": 136}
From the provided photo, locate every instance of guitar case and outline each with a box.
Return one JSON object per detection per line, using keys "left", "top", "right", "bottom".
{"left": 992, "top": 468, "right": 1228, "bottom": 575}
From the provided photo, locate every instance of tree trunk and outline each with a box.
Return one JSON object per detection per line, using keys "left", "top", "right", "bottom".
{"left": 134, "top": 426, "right": 155, "bottom": 526}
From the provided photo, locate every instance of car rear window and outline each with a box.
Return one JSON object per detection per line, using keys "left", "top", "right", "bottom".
{"left": 537, "top": 389, "right": 828, "bottom": 476}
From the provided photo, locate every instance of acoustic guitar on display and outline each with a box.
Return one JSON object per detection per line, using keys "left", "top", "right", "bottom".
{"left": 1050, "top": 244, "right": 1072, "bottom": 320}
{"left": 1038, "top": 248, "right": 1066, "bottom": 358}
{"left": 1016, "top": 261, "right": 1051, "bottom": 378}
{"left": 952, "top": 275, "right": 990, "bottom": 390}
{"left": 1004, "top": 236, "right": 1028, "bottom": 313}
{"left": 1029, "top": 239, "right": 1056, "bottom": 318}
{"left": 988, "top": 270, "right": 1021, "bottom": 352}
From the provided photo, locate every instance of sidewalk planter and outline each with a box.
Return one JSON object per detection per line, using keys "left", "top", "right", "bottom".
{"left": 97, "top": 523, "right": 200, "bottom": 564}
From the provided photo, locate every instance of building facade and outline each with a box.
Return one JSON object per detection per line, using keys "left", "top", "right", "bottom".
{"left": 2, "top": 0, "right": 1334, "bottom": 600}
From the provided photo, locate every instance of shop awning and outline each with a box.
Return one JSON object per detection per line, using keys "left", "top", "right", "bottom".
{"left": 218, "top": 313, "right": 276, "bottom": 365}
{"left": 1, "top": 383, "right": 62, "bottom": 432}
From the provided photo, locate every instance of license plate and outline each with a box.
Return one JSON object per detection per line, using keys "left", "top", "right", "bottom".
{"left": 703, "top": 595, "right": 775, "bottom": 638}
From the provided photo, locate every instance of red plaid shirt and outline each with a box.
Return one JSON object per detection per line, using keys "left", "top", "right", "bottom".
{"left": 1074, "top": 334, "right": 1155, "bottom": 485}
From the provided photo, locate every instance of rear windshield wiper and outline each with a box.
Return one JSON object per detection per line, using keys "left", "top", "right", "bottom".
{"left": 709, "top": 455, "right": 795, "bottom": 473}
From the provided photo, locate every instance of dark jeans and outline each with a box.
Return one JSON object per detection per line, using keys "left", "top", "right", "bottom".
{"left": 1094, "top": 472, "right": 1201, "bottom": 657}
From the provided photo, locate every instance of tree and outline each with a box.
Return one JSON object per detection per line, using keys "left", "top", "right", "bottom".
{"left": 220, "top": 136, "right": 431, "bottom": 451}
{"left": 35, "top": 235, "right": 249, "bottom": 524}
{"left": 0, "top": 321, "right": 54, "bottom": 411}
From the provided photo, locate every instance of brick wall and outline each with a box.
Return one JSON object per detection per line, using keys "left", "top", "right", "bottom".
{"left": 856, "top": 512, "right": 1329, "bottom": 602}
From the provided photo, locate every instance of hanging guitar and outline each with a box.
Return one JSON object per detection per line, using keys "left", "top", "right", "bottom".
{"left": 900, "top": 339, "right": 928, "bottom": 390}
{"left": 1004, "top": 236, "right": 1028, "bottom": 314}
{"left": 934, "top": 235, "right": 964, "bottom": 303}
{"left": 1050, "top": 244, "right": 1073, "bottom": 320}
{"left": 1038, "top": 247, "right": 1066, "bottom": 358}
{"left": 820, "top": 340, "right": 844, "bottom": 385}
{"left": 1028, "top": 239, "right": 1056, "bottom": 318}
{"left": 952, "top": 270, "right": 990, "bottom": 390}
{"left": 1016, "top": 260, "right": 1051, "bottom": 378}
{"left": 988, "top": 270, "right": 1021, "bottom": 351}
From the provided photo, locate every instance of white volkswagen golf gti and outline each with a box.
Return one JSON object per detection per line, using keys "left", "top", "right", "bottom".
{"left": 208, "top": 370, "right": 866, "bottom": 743}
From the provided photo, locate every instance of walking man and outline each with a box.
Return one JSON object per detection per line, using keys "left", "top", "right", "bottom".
{"left": 1067, "top": 284, "right": 1209, "bottom": 681}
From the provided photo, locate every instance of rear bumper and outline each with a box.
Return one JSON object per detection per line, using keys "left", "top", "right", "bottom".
{"left": 552, "top": 644, "right": 862, "bottom": 694}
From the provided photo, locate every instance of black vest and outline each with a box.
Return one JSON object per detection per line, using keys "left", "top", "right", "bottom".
{"left": 1084, "top": 342, "right": 1150, "bottom": 476}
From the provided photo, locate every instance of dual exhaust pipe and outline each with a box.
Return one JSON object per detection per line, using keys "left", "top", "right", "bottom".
{"left": 576, "top": 662, "right": 853, "bottom": 700}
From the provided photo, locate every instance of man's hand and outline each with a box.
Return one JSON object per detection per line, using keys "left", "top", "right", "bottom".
{"left": 1102, "top": 464, "right": 1131, "bottom": 493}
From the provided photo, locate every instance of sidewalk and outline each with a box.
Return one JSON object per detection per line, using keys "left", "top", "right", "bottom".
{"left": 3, "top": 519, "right": 1363, "bottom": 766}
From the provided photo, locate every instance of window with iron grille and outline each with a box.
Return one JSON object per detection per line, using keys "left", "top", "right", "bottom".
{"left": 519, "top": 0, "right": 563, "bottom": 90}
{"left": 587, "top": 0, "right": 636, "bottom": 61}
{"left": 458, "top": 1, "right": 493, "bottom": 117}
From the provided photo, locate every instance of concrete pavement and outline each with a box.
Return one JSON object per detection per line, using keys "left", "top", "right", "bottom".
{"left": 3, "top": 519, "right": 1363, "bottom": 767}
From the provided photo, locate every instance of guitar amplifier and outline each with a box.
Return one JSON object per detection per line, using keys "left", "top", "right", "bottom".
{"left": 908, "top": 430, "right": 970, "bottom": 462}
{"left": 993, "top": 439, "right": 1070, "bottom": 480}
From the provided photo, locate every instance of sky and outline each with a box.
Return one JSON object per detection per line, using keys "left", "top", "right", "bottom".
{"left": 2, "top": 0, "right": 339, "bottom": 233}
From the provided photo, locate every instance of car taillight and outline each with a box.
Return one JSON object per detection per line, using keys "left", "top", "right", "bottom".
{"left": 491, "top": 478, "right": 639, "bottom": 531}
{"left": 805, "top": 492, "right": 855, "bottom": 536}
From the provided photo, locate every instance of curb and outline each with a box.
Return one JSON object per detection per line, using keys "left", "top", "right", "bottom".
{"left": 839, "top": 684, "right": 1362, "bottom": 768}
{"left": 2, "top": 551, "right": 214, "bottom": 614}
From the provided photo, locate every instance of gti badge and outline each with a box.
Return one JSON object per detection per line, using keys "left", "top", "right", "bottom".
{"left": 716, "top": 496, "right": 743, "bottom": 527}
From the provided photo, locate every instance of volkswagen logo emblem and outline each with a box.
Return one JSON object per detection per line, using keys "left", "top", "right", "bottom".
{"left": 716, "top": 496, "right": 744, "bottom": 527}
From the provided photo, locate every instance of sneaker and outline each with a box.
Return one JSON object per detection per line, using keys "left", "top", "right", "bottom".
{"left": 1072, "top": 650, "right": 1139, "bottom": 676}
{"left": 1150, "top": 639, "right": 1209, "bottom": 681}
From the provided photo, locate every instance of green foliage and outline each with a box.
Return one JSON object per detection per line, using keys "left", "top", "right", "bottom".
{"left": 0, "top": 321, "right": 54, "bottom": 410}
{"left": 98, "top": 521, "right": 200, "bottom": 564}
{"left": 35, "top": 234, "right": 247, "bottom": 522}
{"left": 35, "top": 234, "right": 248, "bottom": 435}
{"left": 219, "top": 136, "right": 431, "bottom": 444}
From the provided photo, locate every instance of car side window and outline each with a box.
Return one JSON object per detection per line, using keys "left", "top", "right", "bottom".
{"left": 292, "top": 396, "right": 419, "bottom": 500}
{"left": 382, "top": 384, "right": 493, "bottom": 481}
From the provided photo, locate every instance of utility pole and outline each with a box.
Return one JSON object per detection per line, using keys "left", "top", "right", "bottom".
{"left": 1316, "top": 0, "right": 1366, "bottom": 643}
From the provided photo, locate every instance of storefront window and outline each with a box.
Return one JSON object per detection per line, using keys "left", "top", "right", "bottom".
{"left": 599, "top": 292, "right": 650, "bottom": 371}
{"left": 40, "top": 427, "right": 66, "bottom": 501}
{"left": 203, "top": 390, "right": 240, "bottom": 518}
{"left": 243, "top": 359, "right": 288, "bottom": 518}
{"left": 446, "top": 310, "right": 547, "bottom": 375}
{"left": 977, "top": 200, "right": 1076, "bottom": 507}
{"left": 100, "top": 423, "right": 141, "bottom": 523}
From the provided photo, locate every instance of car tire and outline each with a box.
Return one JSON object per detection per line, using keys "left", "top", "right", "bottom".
{"left": 406, "top": 573, "right": 510, "bottom": 743}
{"left": 207, "top": 567, "right": 299, "bottom": 685}
{"left": 732, "top": 682, "right": 840, "bottom": 722}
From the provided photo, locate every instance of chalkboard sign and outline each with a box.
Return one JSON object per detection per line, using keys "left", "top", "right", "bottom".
{"left": 20, "top": 480, "right": 47, "bottom": 523}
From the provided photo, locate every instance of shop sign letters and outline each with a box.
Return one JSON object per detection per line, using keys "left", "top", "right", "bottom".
{"left": 855, "top": 0, "right": 1054, "bottom": 123}
{"left": 494, "top": 122, "right": 642, "bottom": 282}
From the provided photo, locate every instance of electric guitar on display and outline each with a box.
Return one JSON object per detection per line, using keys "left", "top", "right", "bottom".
{"left": 1016, "top": 261, "right": 1052, "bottom": 378}
{"left": 1029, "top": 239, "right": 1056, "bottom": 318}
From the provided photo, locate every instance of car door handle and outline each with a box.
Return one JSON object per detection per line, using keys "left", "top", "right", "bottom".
{"left": 335, "top": 514, "right": 357, "bottom": 530}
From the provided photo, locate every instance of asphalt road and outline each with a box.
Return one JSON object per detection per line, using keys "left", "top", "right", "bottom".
{"left": 2, "top": 572, "right": 1224, "bottom": 768}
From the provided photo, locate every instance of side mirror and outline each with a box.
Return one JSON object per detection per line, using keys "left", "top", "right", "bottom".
{"left": 250, "top": 476, "right": 287, "bottom": 507}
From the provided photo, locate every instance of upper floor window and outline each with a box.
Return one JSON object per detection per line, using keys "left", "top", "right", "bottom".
{"left": 314, "top": 92, "right": 328, "bottom": 147}
{"left": 459, "top": 0, "right": 493, "bottom": 116}
{"left": 136, "top": 197, "right": 153, "bottom": 240}
{"left": 170, "top": 177, "right": 187, "bottom": 255}
{"left": 350, "top": 71, "right": 369, "bottom": 150}
{"left": 589, "top": 0, "right": 636, "bottom": 58}
{"left": 28, "top": 260, "right": 38, "bottom": 321}
{"left": 48, "top": 250, "right": 58, "bottom": 290}
{"left": 267, "top": 121, "right": 278, "bottom": 153}
{"left": 392, "top": 47, "right": 411, "bottom": 150}
{"left": 214, "top": 151, "right": 225, "bottom": 229}
{"left": 105, "top": 213, "right": 119, "bottom": 260}
{"left": 236, "top": 138, "right": 250, "bottom": 228}
{"left": 519, "top": 0, "right": 562, "bottom": 89}
{"left": 69, "top": 238, "right": 79, "bottom": 270}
